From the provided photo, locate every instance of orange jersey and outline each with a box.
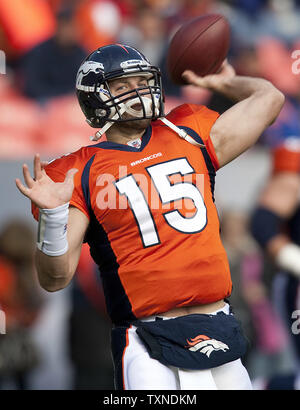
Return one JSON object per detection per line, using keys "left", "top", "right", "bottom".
{"left": 32, "top": 104, "right": 232, "bottom": 324}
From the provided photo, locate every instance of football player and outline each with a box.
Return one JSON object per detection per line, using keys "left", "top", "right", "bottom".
{"left": 16, "top": 44, "right": 284, "bottom": 390}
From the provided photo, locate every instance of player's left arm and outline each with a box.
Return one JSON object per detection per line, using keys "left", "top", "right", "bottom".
{"left": 183, "top": 62, "right": 285, "bottom": 168}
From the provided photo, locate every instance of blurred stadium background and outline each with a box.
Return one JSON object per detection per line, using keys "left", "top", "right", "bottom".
{"left": 0, "top": 0, "right": 300, "bottom": 390}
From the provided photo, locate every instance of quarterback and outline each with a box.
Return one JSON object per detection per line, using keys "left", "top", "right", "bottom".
{"left": 16, "top": 44, "right": 284, "bottom": 390}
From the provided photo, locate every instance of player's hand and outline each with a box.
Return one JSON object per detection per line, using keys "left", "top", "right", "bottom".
{"left": 182, "top": 60, "right": 236, "bottom": 91}
{"left": 15, "top": 154, "right": 78, "bottom": 209}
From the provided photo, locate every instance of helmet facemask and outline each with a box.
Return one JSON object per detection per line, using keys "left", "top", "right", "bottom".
{"left": 101, "top": 72, "right": 162, "bottom": 119}
{"left": 77, "top": 66, "right": 164, "bottom": 140}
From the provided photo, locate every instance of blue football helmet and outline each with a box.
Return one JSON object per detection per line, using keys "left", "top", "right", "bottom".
{"left": 76, "top": 44, "right": 164, "bottom": 136}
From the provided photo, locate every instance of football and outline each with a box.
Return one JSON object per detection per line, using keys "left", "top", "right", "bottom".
{"left": 166, "top": 14, "right": 230, "bottom": 85}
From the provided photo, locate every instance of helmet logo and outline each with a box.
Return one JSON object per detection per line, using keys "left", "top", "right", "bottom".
{"left": 76, "top": 61, "right": 104, "bottom": 91}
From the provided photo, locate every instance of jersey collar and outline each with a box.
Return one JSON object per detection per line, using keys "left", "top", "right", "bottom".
{"left": 92, "top": 125, "right": 152, "bottom": 152}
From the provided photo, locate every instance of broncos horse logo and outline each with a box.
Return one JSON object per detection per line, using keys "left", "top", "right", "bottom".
{"left": 76, "top": 61, "right": 105, "bottom": 91}
{"left": 185, "top": 334, "right": 229, "bottom": 358}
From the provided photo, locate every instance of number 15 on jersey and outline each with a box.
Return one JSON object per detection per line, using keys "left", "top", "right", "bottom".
{"left": 114, "top": 158, "right": 207, "bottom": 248}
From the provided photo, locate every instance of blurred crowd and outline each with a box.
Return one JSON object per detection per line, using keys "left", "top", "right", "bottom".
{"left": 0, "top": 0, "right": 300, "bottom": 390}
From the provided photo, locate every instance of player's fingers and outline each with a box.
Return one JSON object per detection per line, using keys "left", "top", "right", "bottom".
{"left": 225, "top": 63, "right": 236, "bottom": 77}
{"left": 216, "top": 60, "right": 227, "bottom": 74}
{"left": 64, "top": 168, "right": 78, "bottom": 185}
{"left": 182, "top": 70, "right": 199, "bottom": 82}
{"left": 40, "top": 160, "right": 49, "bottom": 170}
{"left": 217, "top": 60, "right": 235, "bottom": 77}
{"left": 182, "top": 70, "right": 207, "bottom": 87}
{"left": 34, "top": 153, "right": 43, "bottom": 180}
{"left": 15, "top": 178, "right": 31, "bottom": 197}
{"left": 23, "top": 164, "right": 34, "bottom": 188}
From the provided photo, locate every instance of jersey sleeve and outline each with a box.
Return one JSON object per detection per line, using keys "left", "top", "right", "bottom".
{"left": 31, "top": 151, "right": 91, "bottom": 222}
{"left": 189, "top": 104, "right": 220, "bottom": 170}
{"left": 167, "top": 103, "right": 220, "bottom": 171}
{"left": 272, "top": 137, "right": 300, "bottom": 174}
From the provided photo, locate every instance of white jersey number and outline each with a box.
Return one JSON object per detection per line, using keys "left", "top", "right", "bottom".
{"left": 114, "top": 158, "right": 207, "bottom": 247}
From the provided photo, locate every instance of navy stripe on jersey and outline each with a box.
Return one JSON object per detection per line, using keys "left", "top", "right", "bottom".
{"left": 178, "top": 126, "right": 216, "bottom": 202}
{"left": 81, "top": 154, "right": 95, "bottom": 209}
{"left": 81, "top": 156, "right": 136, "bottom": 325}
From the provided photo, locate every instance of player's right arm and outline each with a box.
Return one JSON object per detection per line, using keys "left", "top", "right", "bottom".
{"left": 16, "top": 154, "right": 89, "bottom": 292}
{"left": 183, "top": 62, "right": 285, "bottom": 168}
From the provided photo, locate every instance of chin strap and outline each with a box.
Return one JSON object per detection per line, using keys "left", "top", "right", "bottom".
{"left": 90, "top": 106, "right": 126, "bottom": 141}
{"left": 90, "top": 121, "right": 113, "bottom": 141}
{"left": 159, "top": 117, "right": 206, "bottom": 147}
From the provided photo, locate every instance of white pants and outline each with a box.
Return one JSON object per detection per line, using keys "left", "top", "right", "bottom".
{"left": 120, "top": 304, "right": 253, "bottom": 390}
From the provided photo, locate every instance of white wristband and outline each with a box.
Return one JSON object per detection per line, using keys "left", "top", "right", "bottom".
{"left": 37, "top": 203, "right": 69, "bottom": 256}
{"left": 276, "top": 243, "right": 300, "bottom": 278}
